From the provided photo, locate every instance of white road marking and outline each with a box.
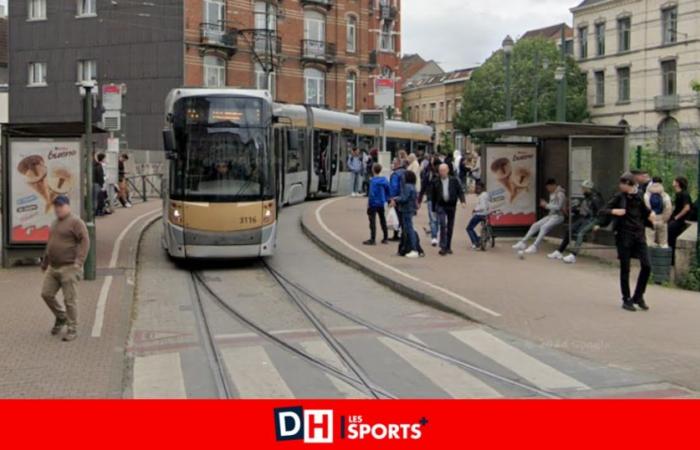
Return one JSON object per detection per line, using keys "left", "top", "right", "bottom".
{"left": 451, "top": 329, "right": 589, "bottom": 391}
{"left": 314, "top": 198, "right": 501, "bottom": 317}
{"left": 300, "top": 340, "right": 370, "bottom": 399}
{"left": 379, "top": 335, "right": 502, "bottom": 399}
{"left": 92, "top": 208, "right": 161, "bottom": 338}
{"left": 132, "top": 352, "right": 188, "bottom": 399}
{"left": 222, "top": 346, "right": 295, "bottom": 398}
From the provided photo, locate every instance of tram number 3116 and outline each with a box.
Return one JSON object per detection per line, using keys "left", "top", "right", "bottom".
{"left": 240, "top": 216, "right": 258, "bottom": 225}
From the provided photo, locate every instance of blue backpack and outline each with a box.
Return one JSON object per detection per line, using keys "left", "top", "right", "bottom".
{"left": 649, "top": 193, "right": 664, "bottom": 215}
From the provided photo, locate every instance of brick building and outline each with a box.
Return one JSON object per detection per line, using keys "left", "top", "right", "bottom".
{"left": 9, "top": 0, "right": 402, "bottom": 153}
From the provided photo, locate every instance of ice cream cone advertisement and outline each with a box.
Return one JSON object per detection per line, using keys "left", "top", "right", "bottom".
{"left": 485, "top": 145, "right": 537, "bottom": 226}
{"left": 9, "top": 139, "right": 82, "bottom": 243}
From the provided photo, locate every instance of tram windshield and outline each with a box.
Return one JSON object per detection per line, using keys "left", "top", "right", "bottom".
{"left": 171, "top": 96, "right": 274, "bottom": 202}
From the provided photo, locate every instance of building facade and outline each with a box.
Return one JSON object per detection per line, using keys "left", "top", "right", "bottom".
{"left": 572, "top": 0, "right": 700, "bottom": 154}
{"left": 9, "top": 0, "right": 402, "bottom": 152}
{"left": 402, "top": 68, "right": 474, "bottom": 154}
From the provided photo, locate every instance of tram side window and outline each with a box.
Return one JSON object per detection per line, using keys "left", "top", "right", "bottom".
{"left": 286, "top": 129, "right": 302, "bottom": 173}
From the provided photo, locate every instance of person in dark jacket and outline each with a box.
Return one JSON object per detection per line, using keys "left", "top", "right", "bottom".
{"left": 397, "top": 171, "right": 420, "bottom": 258}
{"left": 430, "top": 163, "right": 466, "bottom": 255}
{"left": 364, "top": 164, "right": 390, "bottom": 246}
{"left": 419, "top": 156, "right": 441, "bottom": 246}
{"left": 388, "top": 158, "right": 407, "bottom": 241}
{"left": 668, "top": 176, "right": 693, "bottom": 262}
{"left": 599, "top": 173, "right": 654, "bottom": 312}
{"left": 93, "top": 153, "right": 107, "bottom": 216}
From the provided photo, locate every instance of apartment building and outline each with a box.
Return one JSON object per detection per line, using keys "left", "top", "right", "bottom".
{"left": 402, "top": 67, "right": 474, "bottom": 153}
{"left": 571, "top": 0, "right": 700, "bottom": 154}
{"left": 9, "top": 0, "right": 402, "bottom": 152}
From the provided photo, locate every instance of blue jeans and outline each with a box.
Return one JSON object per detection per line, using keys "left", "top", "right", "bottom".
{"left": 426, "top": 201, "right": 439, "bottom": 239}
{"left": 467, "top": 215, "right": 486, "bottom": 246}
{"left": 401, "top": 212, "right": 418, "bottom": 253}
{"left": 351, "top": 172, "right": 362, "bottom": 194}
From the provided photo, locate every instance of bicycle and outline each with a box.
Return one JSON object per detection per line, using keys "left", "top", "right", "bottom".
{"left": 479, "top": 213, "right": 496, "bottom": 252}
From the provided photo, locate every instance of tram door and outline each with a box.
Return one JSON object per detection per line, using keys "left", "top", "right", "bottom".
{"left": 273, "top": 126, "right": 286, "bottom": 205}
{"left": 328, "top": 132, "right": 340, "bottom": 194}
{"left": 313, "top": 130, "right": 339, "bottom": 194}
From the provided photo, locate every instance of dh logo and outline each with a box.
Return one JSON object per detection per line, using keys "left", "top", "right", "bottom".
{"left": 274, "top": 407, "right": 334, "bottom": 444}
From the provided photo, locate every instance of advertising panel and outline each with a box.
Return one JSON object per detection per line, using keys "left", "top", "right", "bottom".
{"left": 485, "top": 145, "right": 537, "bottom": 227}
{"left": 9, "top": 139, "right": 82, "bottom": 244}
{"left": 374, "top": 78, "right": 395, "bottom": 108}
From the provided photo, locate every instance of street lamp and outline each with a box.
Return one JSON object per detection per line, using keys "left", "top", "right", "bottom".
{"left": 533, "top": 55, "right": 549, "bottom": 122}
{"left": 555, "top": 65, "right": 566, "bottom": 122}
{"left": 502, "top": 35, "right": 514, "bottom": 121}
{"left": 77, "top": 80, "right": 97, "bottom": 281}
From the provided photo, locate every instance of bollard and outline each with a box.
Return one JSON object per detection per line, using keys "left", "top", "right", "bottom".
{"left": 141, "top": 175, "right": 147, "bottom": 203}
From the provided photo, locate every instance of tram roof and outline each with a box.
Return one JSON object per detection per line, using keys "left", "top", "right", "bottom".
{"left": 165, "top": 88, "right": 274, "bottom": 114}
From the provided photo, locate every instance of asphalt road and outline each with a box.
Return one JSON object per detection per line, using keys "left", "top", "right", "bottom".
{"left": 125, "top": 204, "right": 693, "bottom": 399}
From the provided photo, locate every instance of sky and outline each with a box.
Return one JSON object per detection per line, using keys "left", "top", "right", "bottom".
{"left": 403, "top": 0, "right": 574, "bottom": 71}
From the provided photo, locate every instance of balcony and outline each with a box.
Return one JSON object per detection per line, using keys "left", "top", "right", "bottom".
{"left": 253, "top": 30, "right": 283, "bottom": 59}
{"left": 654, "top": 94, "right": 680, "bottom": 112}
{"left": 200, "top": 22, "right": 238, "bottom": 55}
{"left": 300, "top": 0, "right": 333, "bottom": 9}
{"left": 301, "top": 39, "right": 336, "bottom": 65}
{"left": 380, "top": 4, "right": 397, "bottom": 21}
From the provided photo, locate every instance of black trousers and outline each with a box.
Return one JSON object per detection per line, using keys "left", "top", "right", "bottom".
{"left": 617, "top": 236, "right": 651, "bottom": 301}
{"left": 368, "top": 206, "right": 388, "bottom": 242}
{"left": 436, "top": 205, "right": 457, "bottom": 251}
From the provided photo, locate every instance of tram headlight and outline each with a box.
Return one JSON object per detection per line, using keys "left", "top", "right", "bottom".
{"left": 169, "top": 203, "right": 184, "bottom": 225}
{"left": 262, "top": 202, "right": 275, "bottom": 225}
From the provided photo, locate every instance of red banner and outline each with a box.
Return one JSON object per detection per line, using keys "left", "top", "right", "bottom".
{"left": 1, "top": 400, "right": 698, "bottom": 449}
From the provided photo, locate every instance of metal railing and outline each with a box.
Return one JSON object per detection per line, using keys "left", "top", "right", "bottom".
{"left": 125, "top": 173, "right": 164, "bottom": 203}
{"left": 300, "top": 0, "right": 333, "bottom": 8}
{"left": 301, "top": 39, "right": 336, "bottom": 62}
{"left": 200, "top": 22, "right": 238, "bottom": 49}
{"left": 654, "top": 94, "right": 680, "bottom": 112}
{"left": 380, "top": 4, "right": 397, "bottom": 20}
{"left": 253, "top": 30, "right": 283, "bottom": 55}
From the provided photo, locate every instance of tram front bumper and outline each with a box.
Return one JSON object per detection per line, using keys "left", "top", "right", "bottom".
{"left": 165, "top": 222, "right": 276, "bottom": 259}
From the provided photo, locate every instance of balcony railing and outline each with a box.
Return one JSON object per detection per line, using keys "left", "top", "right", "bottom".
{"left": 200, "top": 22, "right": 238, "bottom": 51}
{"left": 301, "top": 39, "right": 336, "bottom": 63}
{"left": 253, "top": 30, "right": 282, "bottom": 56}
{"left": 654, "top": 94, "right": 680, "bottom": 112}
{"left": 300, "top": 0, "right": 333, "bottom": 9}
{"left": 380, "top": 4, "right": 397, "bottom": 21}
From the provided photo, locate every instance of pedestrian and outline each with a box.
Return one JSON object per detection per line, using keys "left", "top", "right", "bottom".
{"left": 548, "top": 180, "right": 603, "bottom": 263}
{"left": 513, "top": 179, "right": 567, "bottom": 254}
{"left": 466, "top": 181, "right": 489, "bottom": 249}
{"left": 631, "top": 169, "right": 652, "bottom": 194}
{"left": 419, "top": 156, "right": 441, "bottom": 247}
{"left": 599, "top": 173, "right": 653, "bottom": 312}
{"left": 117, "top": 153, "right": 132, "bottom": 208}
{"left": 397, "top": 170, "right": 421, "bottom": 259}
{"left": 458, "top": 156, "right": 469, "bottom": 191}
{"left": 643, "top": 177, "right": 673, "bottom": 248}
{"left": 364, "top": 163, "right": 390, "bottom": 246}
{"left": 430, "top": 163, "right": 466, "bottom": 256}
{"left": 407, "top": 153, "right": 422, "bottom": 193}
{"left": 388, "top": 158, "right": 407, "bottom": 242}
{"left": 40, "top": 195, "right": 90, "bottom": 342}
{"left": 668, "top": 176, "right": 693, "bottom": 260}
{"left": 93, "top": 153, "right": 107, "bottom": 216}
{"left": 347, "top": 148, "right": 364, "bottom": 197}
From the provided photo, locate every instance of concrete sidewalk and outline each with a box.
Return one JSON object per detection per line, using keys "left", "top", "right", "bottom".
{"left": 302, "top": 196, "right": 700, "bottom": 392}
{"left": 0, "top": 201, "right": 161, "bottom": 398}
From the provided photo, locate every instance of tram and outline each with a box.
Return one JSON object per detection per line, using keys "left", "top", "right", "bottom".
{"left": 162, "top": 88, "right": 433, "bottom": 259}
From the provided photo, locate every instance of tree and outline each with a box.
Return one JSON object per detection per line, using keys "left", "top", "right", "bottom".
{"left": 456, "top": 37, "right": 589, "bottom": 135}
{"left": 692, "top": 79, "right": 700, "bottom": 93}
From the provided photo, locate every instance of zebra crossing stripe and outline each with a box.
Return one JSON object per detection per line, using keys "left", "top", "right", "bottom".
{"left": 221, "top": 346, "right": 295, "bottom": 399}
{"left": 300, "top": 341, "right": 371, "bottom": 399}
{"left": 379, "top": 336, "right": 503, "bottom": 399}
{"left": 451, "top": 329, "right": 589, "bottom": 391}
{"left": 132, "top": 352, "right": 188, "bottom": 399}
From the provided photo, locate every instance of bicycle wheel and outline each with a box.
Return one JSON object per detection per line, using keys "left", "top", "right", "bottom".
{"left": 479, "top": 226, "right": 488, "bottom": 252}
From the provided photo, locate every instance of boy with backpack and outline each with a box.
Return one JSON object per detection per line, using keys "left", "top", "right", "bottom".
{"left": 364, "top": 164, "right": 391, "bottom": 246}
{"left": 643, "top": 177, "right": 673, "bottom": 248}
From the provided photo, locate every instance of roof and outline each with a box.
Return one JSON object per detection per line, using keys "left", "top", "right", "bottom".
{"left": 400, "top": 54, "right": 443, "bottom": 83}
{"left": 571, "top": 0, "right": 609, "bottom": 11}
{"left": 403, "top": 67, "right": 476, "bottom": 91}
{"left": 521, "top": 22, "right": 573, "bottom": 41}
{"left": 471, "top": 122, "right": 627, "bottom": 139}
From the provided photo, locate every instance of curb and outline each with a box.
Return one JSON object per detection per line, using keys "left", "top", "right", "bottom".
{"left": 300, "top": 202, "right": 480, "bottom": 324}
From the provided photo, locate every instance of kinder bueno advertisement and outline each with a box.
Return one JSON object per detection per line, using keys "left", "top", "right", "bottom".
{"left": 485, "top": 145, "right": 537, "bottom": 227}
{"left": 10, "top": 139, "right": 82, "bottom": 244}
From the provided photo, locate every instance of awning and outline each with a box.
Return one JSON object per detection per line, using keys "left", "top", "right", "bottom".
{"left": 471, "top": 122, "right": 627, "bottom": 139}
{"left": 2, "top": 122, "right": 107, "bottom": 138}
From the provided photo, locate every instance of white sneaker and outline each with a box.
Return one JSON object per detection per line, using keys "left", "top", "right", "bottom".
{"left": 512, "top": 241, "right": 527, "bottom": 251}
{"left": 563, "top": 254, "right": 577, "bottom": 264}
{"left": 471, "top": 244, "right": 479, "bottom": 250}
{"left": 125, "top": 202, "right": 133, "bottom": 208}
{"left": 405, "top": 251, "right": 420, "bottom": 259}
{"left": 431, "top": 238, "right": 439, "bottom": 247}
{"left": 524, "top": 245, "right": 538, "bottom": 255}
{"left": 548, "top": 250, "right": 563, "bottom": 260}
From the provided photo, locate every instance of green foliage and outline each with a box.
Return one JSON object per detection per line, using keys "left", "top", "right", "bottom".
{"left": 678, "top": 263, "right": 700, "bottom": 292}
{"left": 439, "top": 131, "right": 454, "bottom": 155}
{"left": 692, "top": 80, "right": 700, "bottom": 93}
{"left": 456, "top": 37, "right": 589, "bottom": 134}
{"left": 633, "top": 145, "right": 698, "bottom": 199}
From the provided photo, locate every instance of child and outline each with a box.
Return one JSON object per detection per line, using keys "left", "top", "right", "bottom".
{"left": 397, "top": 170, "right": 420, "bottom": 258}
{"left": 643, "top": 177, "right": 673, "bottom": 248}
{"left": 363, "top": 164, "right": 390, "bottom": 246}
{"left": 466, "top": 182, "right": 489, "bottom": 249}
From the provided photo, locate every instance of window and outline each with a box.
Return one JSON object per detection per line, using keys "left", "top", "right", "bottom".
{"left": 346, "top": 72, "right": 356, "bottom": 111}
{"left": 446, "top": 100, "right": 452, "bottom": 122}
{"left": 595, "top": 22, "right": 605, "bottom": 56}
{"left": 77, "top": 0, "right": 96, "bottom": 17}
{"left": 662, "top": 7, "right": 678, "bottom": 44}
{"left": 617, "top": 67, "right": 630, "bottom": 102}
{"left": 439, "top": 101, "right": 445, "bottom": 122}
{"left": 203, "top": 0, "right": 225, "bottom": 40}
{"left": 658, "top": 117, "right": 680, "bottom": 154}
{"left": 380, "top": 22, "right": 393, "bottom": 51}
{"left": 594, "top": 71, "right": 605, "bottom": 106}
{"left": 77, "top": 60, "right": 97, "bottom": 82}
{"left": 28, "top": 62, "right": 47, "bottom": 86}
{"left": 304, "top": 10, "right": 326, "bottom": 42}
{"left": 578, "top": 26, "right": 588, "bottom": 59}
{"left": 346, "top": 15, "right": 357, "bottom": 53}
{"left": 429, "top": 103, "right": 436, "bottom": 121}
{"left": 661, "top": 60, "right": 677, "bottom": 96}
{"left": 618, "top": 17, "right": 631, "bottom": 52}
{"left": 203, "top": 55, "right": 225, "bottom": 87}
{"left": 254, "top": 1, "right": 277, "bottom": 52}
{"left": 28, "top": 0, "right": 46, "bottom": 20}
{"left": 304, "top": 68, "right": 325, "bottom": 105}
{"left": 255, "top": 62, "right": 276, "bottom": 99}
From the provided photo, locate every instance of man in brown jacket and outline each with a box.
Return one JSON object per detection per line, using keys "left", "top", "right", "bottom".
{"left": 41, "top": 195, "right": 90, "bottom": 342}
